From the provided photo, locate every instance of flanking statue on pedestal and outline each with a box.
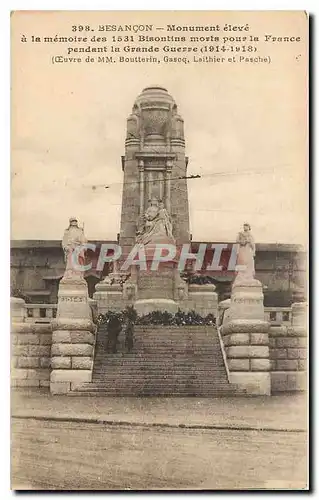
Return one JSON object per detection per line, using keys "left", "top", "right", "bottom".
{"left": 235, "top": 222, "right": 256, "bottom": 283}
{"left": 62, "top": 216, "right": 87, "bottom": 282}
{"left": 220, "top": 223, "right": 271, "bottom": 396}
{"left": 50, "top": 217, "right": 95, "bottom": 395}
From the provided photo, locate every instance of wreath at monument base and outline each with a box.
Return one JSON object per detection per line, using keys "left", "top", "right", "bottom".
{"left": 97, "top": 307, "right": 216, "bottom": 327}
{"left": 180, "top": 272, "right": 216, "bottom": 285}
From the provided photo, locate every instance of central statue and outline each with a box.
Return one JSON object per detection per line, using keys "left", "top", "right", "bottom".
{"left": 136, "top": 198, "right": 175, "bottom": 245}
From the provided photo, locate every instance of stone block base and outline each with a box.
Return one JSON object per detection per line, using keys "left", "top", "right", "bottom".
{"left": 50, "top": 324, "right": 95, "bottom": 394}
{"left": 271, "top": 371, "right": 307, "bottom": 393}
{"left": 94, "top": 291, "right": 126, "bottom": 314}
{"left": 12, "top": 368, "right": 50, "bottom": 388}
{"left": 134, "top": 298, "right": 178, "bottom": 315}
{"left": 50, "top": 369, "right": 92, "bottom": 393}
{"left": 50, "top": 382, "right": 71, "bottom": 395}
{"left": 229, "top": 371, "right": 271, "bottom": 395}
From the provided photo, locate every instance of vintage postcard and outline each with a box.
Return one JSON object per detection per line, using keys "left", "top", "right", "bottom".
{"left": 11, "top": 11, "right": 308, "bottom": 490}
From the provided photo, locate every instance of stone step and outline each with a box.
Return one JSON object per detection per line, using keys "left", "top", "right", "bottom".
{"left": 70, "top": 392, "right": 243, "bottom": 397}
{"left": 93, "top": 375, "right": 226, "bottom": 380}
{"left": 93, "top": 358, "right": 224, "bottom": 363}
{"left": 94, "top": 359, "right": 223, "bottom": 364}
{"left": 90, "top": 324, "right": 234, "bottom": 397}
{"left": 75, "top": 383, "right": 234, "bottom": 391}
{"left": 71, "top": 385, "right": 246, "bottom": 397}
{"left": 93, "top": 366, "right": 226, "bottom": 372}
{"left": 95, "top": 340, "right": 220, "bottom": 346}
{"left": 95, "top": 351, "right": 222, "bottom": 361}
{"left": 93, "top": 365, "right": 228, "bottom": 372}
{"left": 76, "top": 378, "right": 239, "bottom": 386}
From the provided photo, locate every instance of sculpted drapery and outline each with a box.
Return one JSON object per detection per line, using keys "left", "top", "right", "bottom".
{"left": 62, "top": 217, "right": 87, "bottom": 274}
{"left": 136, "top": 199, "right": 175, "bottom": 245}
{"left": 235, "top": 224, "right": 256, "bottom": 281}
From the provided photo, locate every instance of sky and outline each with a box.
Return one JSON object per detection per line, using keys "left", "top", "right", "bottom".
{"left": 11, "top": 11, "right": 308, "bottom": 244}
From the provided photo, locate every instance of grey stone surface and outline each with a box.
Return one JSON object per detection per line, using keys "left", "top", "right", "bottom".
{"left": 10, "top": 297, "right": 26, "bottom": 320}
{"left": 12, "top": 368, "right": 50, "bottom": 381}
{"left": 39, "top": 380, "right": 50, "bottom": 388}
{"left": 12, "top": 345, "right": 51, "bottom": 357}
{"left": 269, "top": 348, "right": 287, "bottom": 359}
{"left": 51, "top": 343, "right": 93, "bottom": 357}
{"left": 271, "top": 372, "right": 288, "bottom": 392}
{"left": 222, "top": 333, "right": 250, "bottom": 346}
{"left": 71, "top": 357, "right": 92, "bottom": 370}
{"left": 222, "top": 320, "right": 270, "bottom": 335}
{"left": 226, "top": 345, "right": 269, "bottom": 359}
{"left": 12, "top": 323, "right": 52, "bottom": 334}
{"left": 52, "top": 330, "right": 95, "bottom": 345}
{"left": 287, "top": 348, "right": 307, "bottom": 360}
{"left": 250, "top": 358, "right": 271, "bottom": 371}
{"left": 250, "top": 333, "right": 269, "bottom": 345}
{"left": 16, "top": 334, "right": 40, "bottom": 345}
{"left": 50, "top": 382, "right": 71, "bottom": 395}
{"left": 276, "top": 360, "right": 299, "bottom": 371}
{"left": 39, "top": 357, "right": 51, "bottom": 368}
{"left": 39, "top": 334, "right": 52, "bottom": 345}
{"left": 287, "top": 372, "right": 306, "bottom": 391}
{"left": 229, "top": 372, "right": 271, "bottom": 395}
{"left": 50, "top": 369, "right": 92, "bottom": 383}
{"left": 227, "top": 359, "right": 250, "bottom": 371}
{"left": 51, "top": 356, "right": 72, "bottom": 369}
{"left": 12, "top": 379, "right": 40, "bottom": 387}
{"left": 52, "top": 318, "right": 94, "bottom": 331}
{"left": 134, "top": 298, "right": 179, "bottom": 315}
{"left": 17, "top": 357, "right": 39, "bottom": 368}
{"left": 276, "top": 337, "right": 302, "bottom": 348}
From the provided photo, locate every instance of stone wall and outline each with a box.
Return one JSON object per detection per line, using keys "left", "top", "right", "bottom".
{"left": 269, "top": 303, "right": 307, "bottom": 392}
{"left": 219, "top": 300, "right": 307, "bottom": 395}
{"left": 11, "top": 298, "right": 52, "bottom": 388}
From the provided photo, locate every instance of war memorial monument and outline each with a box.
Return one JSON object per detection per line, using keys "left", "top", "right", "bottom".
{"left": 11, "top": 86, "right": 307, "bottom": 398}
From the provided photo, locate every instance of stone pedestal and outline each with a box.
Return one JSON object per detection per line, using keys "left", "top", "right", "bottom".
{"left": 11, "top": 297, "right": 26, "bottom": 321}
{"left": 94, "top": 273, "right": 126, "bottom": 314}
{"left": 50, "top": 276, "right": 96, "bottom": 394}
{"left": 134, "top": 298, "right": 178, "bottom": 315}
{"left": 182, "top": 284, "right": 218, "bottom": 318}
{"left": 132, "top": 244, "right": 180, "bottom": 314}
{"left": 292, "top": 302, "right": 307, "bottom": 327}
{"left": 221, "top": 278, "right": 271, "bottom": 395}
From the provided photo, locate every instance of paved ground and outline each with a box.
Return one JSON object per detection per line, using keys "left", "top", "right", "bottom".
{"left": 11, "top": 390, "right": 308, "bottom": 490}
{"left": 12, "top": 389, "right": 307, "bottom": 431}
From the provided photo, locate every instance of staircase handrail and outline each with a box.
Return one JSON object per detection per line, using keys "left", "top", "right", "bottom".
{"left": 216, "top": 325, "right": 230, "bottom": 383}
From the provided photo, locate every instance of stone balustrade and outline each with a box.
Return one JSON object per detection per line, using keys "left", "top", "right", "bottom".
{"left": 25, "top": 304, "right": 57, "bottom": 323}
{"left": 264, "top": 307, "right": 292, "bottom": 326}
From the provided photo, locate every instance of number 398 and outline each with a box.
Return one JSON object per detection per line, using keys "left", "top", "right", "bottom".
{"left": 71, "top": 25, "right": 92, "bottom": 32}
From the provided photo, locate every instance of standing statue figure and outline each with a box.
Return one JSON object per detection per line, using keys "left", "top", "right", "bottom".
{"left": 235, "top": 223, "right": 256, "bottom": 282}
{"left": 62, "top": 217, "right": 87, "bottom": 279}
{"left": 136, "top": 198, "right": 175, "bottom": 245}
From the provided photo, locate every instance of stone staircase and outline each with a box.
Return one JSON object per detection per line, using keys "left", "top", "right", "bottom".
{"left": 73, "top": 325, "right": 246, "bottom": 396}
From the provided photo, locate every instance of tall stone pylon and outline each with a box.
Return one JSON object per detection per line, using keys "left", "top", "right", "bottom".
{"left": 119, "top": 85, "right": 190, "bottom": 262}
{"left": 95, "top": 86, "right": 217, "bottom": 316}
